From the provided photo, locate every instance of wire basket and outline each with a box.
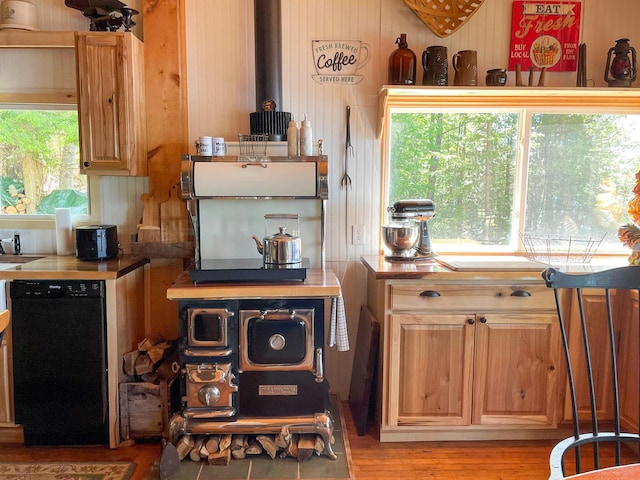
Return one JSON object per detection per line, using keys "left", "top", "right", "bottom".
{"left": 520, "top": 232, "right": 606, "bottom": 264}
{"left": 238, "top": 134, "right": 268, "bottom": 161}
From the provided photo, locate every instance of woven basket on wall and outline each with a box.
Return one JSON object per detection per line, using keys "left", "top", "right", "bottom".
{"left": 402, "top": 0, "right": 486, "bottom": 38}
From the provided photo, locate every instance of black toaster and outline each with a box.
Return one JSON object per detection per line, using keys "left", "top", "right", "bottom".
{"left": 75, "top": 225, "right": 118, "bottom": 260}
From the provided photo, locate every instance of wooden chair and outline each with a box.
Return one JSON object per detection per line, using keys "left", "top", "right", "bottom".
{"left": 0, "top": 309, "right": 8, "bottom": 345}
{"left": 543, "top": 267, "right": 640, "bottom": 479}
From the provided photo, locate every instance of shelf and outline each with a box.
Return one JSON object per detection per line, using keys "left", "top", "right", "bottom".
{"left": 0, "top": 30, "right": 75, "bottom": 48}
{"left": 377, "top": 86, "right": 640, "bottom": 138}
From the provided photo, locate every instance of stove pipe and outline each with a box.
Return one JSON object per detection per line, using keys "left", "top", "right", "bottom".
{"left": 251, "top": 0, "right": 290, "bottom": 141}
{"left": 254, "top": 0, "right": 282, "bottom": 111}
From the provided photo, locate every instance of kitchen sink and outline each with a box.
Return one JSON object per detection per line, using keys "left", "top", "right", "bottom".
{"left": 0, "top": 255, "right": 44, "bottom": 264}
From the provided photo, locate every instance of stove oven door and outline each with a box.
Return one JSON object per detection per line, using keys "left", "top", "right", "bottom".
{"left": 238, "top": 299, "right": 329, "bottom": 416}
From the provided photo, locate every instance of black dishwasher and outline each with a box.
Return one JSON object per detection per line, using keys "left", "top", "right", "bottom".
{"left": 10, "top": 279, "right": 108, "bottom": 446}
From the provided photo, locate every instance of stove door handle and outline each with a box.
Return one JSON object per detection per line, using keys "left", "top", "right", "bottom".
{"left": 314, "top": 347, "right": 324, "bottom": 383}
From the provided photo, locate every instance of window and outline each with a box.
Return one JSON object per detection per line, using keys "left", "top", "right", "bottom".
{"left": 382, "top": 89, "right": 640, "bottom": 255}
{"left": 0, "top": 106, "right": 89, "bottom": 217}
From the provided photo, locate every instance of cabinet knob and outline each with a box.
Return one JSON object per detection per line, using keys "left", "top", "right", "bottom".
{"left": 479, "top": 317, "right": 487, "bottom": 323}
{"left": 419, "top": 290, "right": 441, "bottom": 297}
{"left": 510, "top": 290, "right": 531, "bottom": 297}
{"left": 467, "top": 318, "right": 475, "bottom": 325}
{"left": 83, "top": 161, "right": 91, "bottom": 168}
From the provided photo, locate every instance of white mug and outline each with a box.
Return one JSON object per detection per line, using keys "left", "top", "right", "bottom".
{"left": 195, "top": 136, "right": 212, "bottom": 156}
{"left": 212, "top": 137, "right": 229, "bottom": 157}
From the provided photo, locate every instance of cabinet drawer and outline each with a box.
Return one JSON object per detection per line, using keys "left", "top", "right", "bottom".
{"left": 389, "top": 284, "right": 555, "bottom": 312}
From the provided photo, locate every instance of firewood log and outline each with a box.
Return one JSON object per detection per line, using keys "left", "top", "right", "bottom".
{"left": 256, "top": 435, "right": 277, "bottom": 459}
{"left": 275, "top": 427, "right": 291, "bottom": 449}
{"left": 231, "top": 434, "right": 247, "bottom": 451}
{"left": 133, "top": 354, "right": 154, "bottom": 375}
{"left": 175, "top": 435, "right": 195, "bottom": 460}
{"left": 231, "top": 448, "right": 246, "bottom": 460}
{"left": 208, "top": 447, "right": 231, "bottom": 466}
{"left": 122, "top": 350, "right": 140, "bottom": 376}
{"left": 204, "top": 435, "right": 221, "bottom": 454}
{"left": 219, "top": 433, "right": 232, "bottom": 451}
{"left": 297, "top": 434, "right": 316, "bottom": 462}
{"left": 314, "top": 435, "right": 325, "bottom": 456}
{"left": 245, "top": 441, "right": 263, "bottom": 455}
{"left": 189, "top": 436, "right": 205, "bottom": 462}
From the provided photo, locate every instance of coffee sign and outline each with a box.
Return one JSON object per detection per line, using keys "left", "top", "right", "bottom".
{"left": 509, "top": 1, "right": 582, "bottom": 72}
{"left": 312, "top": 40, "right": 369, "bottom": 85}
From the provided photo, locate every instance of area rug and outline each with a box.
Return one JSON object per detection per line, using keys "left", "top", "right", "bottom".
{"left": 0, "top": 462, "right": 136, "bottom": 480}
{"left": 149, "top": 394, "right": 354, "bottom": 480}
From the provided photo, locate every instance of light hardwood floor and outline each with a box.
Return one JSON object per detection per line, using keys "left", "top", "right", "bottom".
{"left": 0, "top": 401, "right": 562, "bottom": 480}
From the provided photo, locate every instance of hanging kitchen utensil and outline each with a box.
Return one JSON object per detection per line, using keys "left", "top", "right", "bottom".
{"left": 402, "top": 0, "right": 486, "bottom": 38}
{"left": 341, "top": 106, "right": 354, "bottom": 247}
{"left": 340, "top": 106, "right": 353, "bottom": 190}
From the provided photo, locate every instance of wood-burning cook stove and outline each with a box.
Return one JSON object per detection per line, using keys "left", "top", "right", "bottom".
{"left": 168, "top": 154, "right": 338, "bottom": 459}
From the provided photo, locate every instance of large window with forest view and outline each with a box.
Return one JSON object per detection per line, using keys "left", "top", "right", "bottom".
{"left": 388, "top": 108, "right": 640, "bottom": 254}
{"left": 0, "top": 106, "right": 88, "bottom": 216}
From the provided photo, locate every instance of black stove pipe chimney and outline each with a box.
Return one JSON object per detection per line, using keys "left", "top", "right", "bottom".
{"left": 254, "top": 0, "right": 282, "bottom": 111}
{"left": 251, "top": 0, "right": 290, "bottom": 140}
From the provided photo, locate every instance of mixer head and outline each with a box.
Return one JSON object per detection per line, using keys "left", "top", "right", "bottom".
{"left": 387, "top": 199, "right": 436, "bottom": 222}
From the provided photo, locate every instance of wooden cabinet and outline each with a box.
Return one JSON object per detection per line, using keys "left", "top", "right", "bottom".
{"left": 75, "top": 32, "right": 147, "bottom": 176}
{"left": 368, "top": 274, "right": 563, "bottom": 442}
{"left": 619, "top": 291, "right": 639, "bottom": 431}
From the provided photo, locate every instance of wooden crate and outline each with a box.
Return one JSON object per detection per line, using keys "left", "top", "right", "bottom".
{"left": 119, "top": 378, "right": 180, "bottom": 440}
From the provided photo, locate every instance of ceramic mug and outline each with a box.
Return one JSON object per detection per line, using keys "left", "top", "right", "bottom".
{"left": 452, "top": 50, "right": 478, "bottom": 86}
{"left": 195, "top": 136, "right": 212, "bottom": 156}
{"left": 212, "top": 137, "right": 229, "bottom": 157}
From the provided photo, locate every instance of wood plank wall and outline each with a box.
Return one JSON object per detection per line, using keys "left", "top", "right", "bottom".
{"left": 3, "top": 0, "right": 640, "bottom": 398}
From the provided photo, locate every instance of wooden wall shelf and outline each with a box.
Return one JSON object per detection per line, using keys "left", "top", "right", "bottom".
{"left": 0, "top": 30, "right": 75, "bottom": 48}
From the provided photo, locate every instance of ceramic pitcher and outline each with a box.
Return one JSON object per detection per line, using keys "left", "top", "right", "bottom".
{"left": 422, "top": 45, "right": 448, "bottom": 86}
{"left": 453, "top": 50, "right": 478, "bottom": 86}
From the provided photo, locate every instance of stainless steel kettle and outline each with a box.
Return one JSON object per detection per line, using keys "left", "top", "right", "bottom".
{"left": 252, "top": 214, "right": 302, "bottom": 265}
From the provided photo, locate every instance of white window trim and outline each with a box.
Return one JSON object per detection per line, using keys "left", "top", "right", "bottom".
{"left": 380, "top": 87, "right": 640, "bottom": 256}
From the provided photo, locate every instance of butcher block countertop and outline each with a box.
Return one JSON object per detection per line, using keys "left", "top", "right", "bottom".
{"left": 361, "top": 254, "right": 629, "bottom": 281}
{"left": 167, "top": 268, "right": 341, "bottom": 300}
{"left": 0, "top": 255, "right": 149, "bottom": 280}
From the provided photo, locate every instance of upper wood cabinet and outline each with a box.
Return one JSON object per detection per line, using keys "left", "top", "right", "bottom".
{"left": 75, "top": 32, "right": 147, "bottom": 176}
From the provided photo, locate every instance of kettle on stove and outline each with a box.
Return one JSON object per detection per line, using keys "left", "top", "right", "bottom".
{"left": 252, "top": 214, "right": 302, "bottom": 265}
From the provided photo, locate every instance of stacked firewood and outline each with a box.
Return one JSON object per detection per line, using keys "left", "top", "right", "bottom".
{"left": 174, "top": 429, "right": 330, "bottom": 465}
{"left": 122, "top": 335, "right": 179, "bottom": 383}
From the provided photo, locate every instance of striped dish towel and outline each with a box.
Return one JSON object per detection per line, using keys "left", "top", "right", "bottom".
{"left": 329, "top": 295, "right": 349, "bottom": 351}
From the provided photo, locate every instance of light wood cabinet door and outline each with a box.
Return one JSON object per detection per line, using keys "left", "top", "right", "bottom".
{"left": 564, "top": 289, "right": 618, "bottom": 422}
{"left": 388, "top": 313, "right": 475, "bottom": 426}
{"left": 618, "top": 292, "right": 638, "bottom": 431}
{"left": 0, "top": 339, "right": 10, "bottom": 425}
{"left": 75, "top": 32, "right": 147, "bottom": 176}
{"left": 473, "top": 313, "right": 560, "bottom": 427}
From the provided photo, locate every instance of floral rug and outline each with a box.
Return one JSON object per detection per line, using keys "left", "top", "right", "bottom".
{"left": 0, "top": 462, "right": 136, "bottom": 480}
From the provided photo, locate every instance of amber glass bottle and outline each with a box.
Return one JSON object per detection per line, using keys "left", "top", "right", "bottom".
{"left": 388, "top": 33, "right": 416, "bottom": 85}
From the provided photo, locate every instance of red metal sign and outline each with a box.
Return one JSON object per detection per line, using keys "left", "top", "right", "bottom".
{"left": 509, "top": 1, "right": 582, "bottom": 72}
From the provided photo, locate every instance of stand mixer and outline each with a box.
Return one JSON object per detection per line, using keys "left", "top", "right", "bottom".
{"left": 383, "top": 199, "right": 436, "bottom": 261}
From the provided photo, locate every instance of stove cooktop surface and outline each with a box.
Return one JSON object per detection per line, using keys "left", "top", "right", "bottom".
{"left": 190, "top": 258, "right": 310, "bottom": 283}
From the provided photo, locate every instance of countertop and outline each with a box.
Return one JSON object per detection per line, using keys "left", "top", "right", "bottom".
{"left": 0, "top": 255, "right": 149, "bottom": 280}
{"left": 167, "top": 268, "right": 341, "bottom": 300}
{"left": 361, "top": 254, "right": 630, "bottom": 281}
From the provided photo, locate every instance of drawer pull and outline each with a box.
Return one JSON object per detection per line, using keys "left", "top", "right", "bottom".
{"left": 510, "top": 290, "right": 532, "bottom": 297}
{"left": 419, "top": 290, "right": 441, "bottom": 297}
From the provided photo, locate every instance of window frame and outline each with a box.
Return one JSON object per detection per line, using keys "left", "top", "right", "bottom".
{"left": 0, "top": 94, "right": 101, "bottom": 228}
{"left": 379, "top": 87, "right": 640, "bottom": 256}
